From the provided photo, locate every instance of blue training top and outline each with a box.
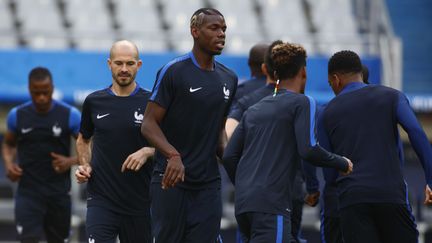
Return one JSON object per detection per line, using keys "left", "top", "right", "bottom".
{"left": 7, "top": 100, "right": 80, "bottom": 195}
{"left": 150, "top": 52, "right": 238, "bottom": 190}
{"left": 321, "top": 82, "right": 432, "bottom": 209}
{"left": 80, "top": 86, "right": 153, "bottom": 216}
{"left": 223, "top": 90, "right": 348, "bottom": 217}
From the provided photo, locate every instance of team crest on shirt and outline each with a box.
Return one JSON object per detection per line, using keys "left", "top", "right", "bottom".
{"left": 52, "top": 123, "right": 62, "bottom": 137}
{"left": 88, "top": 236, "right": 95, "bottom": 243}
{"left": 134, "top": 108, "right": 144, "bottom": 124}
{"left": 223, "top": 84, "right": 230, "bottom": 100}
{"left": 16, "top": 224, "right": 23, "bottom": 235}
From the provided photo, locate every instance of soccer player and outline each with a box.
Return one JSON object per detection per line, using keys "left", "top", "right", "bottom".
{"left": 322, "top": 50, "right": 432, "bottom": 243}
{"left": 2, "top": 67, "right": 80, "bottom": 243}
{"left": 75, "top": 40, "right": 155, "bottom": 243}
{"left": 141, "top": 8, "right": 238, "bottom": 243}
{"left": 222, "top": 42, "right": 353, "bottom": 243}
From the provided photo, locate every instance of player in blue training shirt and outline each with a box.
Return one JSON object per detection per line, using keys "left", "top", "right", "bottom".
{"left": 75, "top": 40, "right": 155, "bottom": 243}
{"left": 2, "top": 67, "right": 81, "bottom": 243}
{"left": 321, "top": 50, "right": 432, "bottom": 243}
{"left": 141, "top": 8, "right": 238, "bottom": 243}
{"left": 302, "top": 64, "right": 372, "bottom": 243}
{"left": 222, "top": 42, "right": 353, "bottom": 243}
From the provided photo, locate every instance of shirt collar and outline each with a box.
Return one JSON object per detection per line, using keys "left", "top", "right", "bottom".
{"left": 339, "top": 81, "right": 367, "bottom": 95}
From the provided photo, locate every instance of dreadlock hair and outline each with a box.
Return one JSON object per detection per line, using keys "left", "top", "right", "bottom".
{"left": 328, "top": 50, "right": 362, "bottom": 75}
{"left": 28, "top": 67, "right": 52, "bottom": 85}
{"left": 190, "top": 8, "right": 224, "bottom": 28}
{"left": 270, "top": 42, "right": 307, "bottom": 96}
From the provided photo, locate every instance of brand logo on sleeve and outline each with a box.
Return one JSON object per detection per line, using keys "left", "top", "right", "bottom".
{"left": 16, "top": 224, "right": 23, "bottom": 235}
{"left": 96, "top": 113, "right": 110, "bottom": 119}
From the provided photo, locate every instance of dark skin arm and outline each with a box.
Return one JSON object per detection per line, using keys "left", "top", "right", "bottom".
{"left": 1, "top": 131, "right": 22, "bottom": 182}
{"left": 51, "top": 134, "right": 79, "bottom": 174}
{"left": 217, "top": 118, "right": 228, "bottom": 160}
{"left": 141, "top": 102, "right": 184, "bottom": 189}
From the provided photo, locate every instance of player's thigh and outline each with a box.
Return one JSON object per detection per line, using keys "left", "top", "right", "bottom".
{"left": 86, "top": 206, "right": 119, "bottom": 243}
{"left": 15, "top": 192, "right": 45, "bottom": 241}
{"left": 184, "top": 188, "right": 222, "bottom": 243}
{"left": 44, "top": 194, "right": 71, "bottom": 243}
{"left": 340, "top": 204, "right": 380, "bottom": 243}
{"left": 374, "top": 203, "right": 418, "bottom": 243}
{"left": 150, "top": 184, "right": 187, "bottom": 243}
{"left": 119, "top": 215, "right": 152, "bottom": 243}
{"left": 321, "top": 216, "right": 344, "bottom": 243}
{"left": 249, "top": 212, "right": 292, "bottom": 243}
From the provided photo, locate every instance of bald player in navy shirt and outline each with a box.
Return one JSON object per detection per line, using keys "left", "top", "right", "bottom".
{"left": 2, "top": 67, "right": 80, "bottom": 243}
{"left": 321, "top": 50, "right": 432, "bottom": 243}
{"left": 75, "top": 40, "right": 155, "bottom": 243}
{"left": 141, "top": 8, "right": 237, "bottom": 243}
{"left": 223, "top": 42, "right": 352, "bottom": 243}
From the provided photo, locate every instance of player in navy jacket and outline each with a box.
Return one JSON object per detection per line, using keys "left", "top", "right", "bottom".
{"left": 2, "top": 67, "right": 80, "bottom": 243}
{"left": 322, "top": 50, "right": 432, "bottom": 243}
{"left": 75, "top": 40, "right": 155, "bottom": 243}
{"left": 223, "top": 42, "right": 352, "bottom": 243}
{"left": 141, "top": 8, "right": 238, "bottom": 243}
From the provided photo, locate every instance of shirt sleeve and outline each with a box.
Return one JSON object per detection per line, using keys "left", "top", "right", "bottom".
{"left": 79, "top": 96, "right": 94, "bottom": 139}
{"left": 396, "top": 92, "right": 432, "bottom": 188}
{"left": 69, "top": 106, "right": 81, "bottom": 136}
{"left": 294, "top": 96, "right": 348, "bottom": 171}
{"left": 149, "top": 66, "right": 175, "bottom": 109}
{"left": 222, "top": 116, "right": 246, "bottom": 184}
{"left": 6, "top": 107, "right": 18, "bottom": 133}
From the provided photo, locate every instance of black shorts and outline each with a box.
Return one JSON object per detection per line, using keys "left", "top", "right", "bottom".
{"left": 86, "top": 205, "right": 152, "bottom": 243}
{"left": 236, "top": 212, "right": 292, "bottom": 243}
{"left": 151, "top": 184, "right": 222, "bottom": 243}
{"left": 320, "top": 215, "right": 344, "bottom": 243}
{"left": 15, "top": 191, "right": 71, "bottom": 242}
{"left": 340, "top": 203, "right": 418, "bottom": 243}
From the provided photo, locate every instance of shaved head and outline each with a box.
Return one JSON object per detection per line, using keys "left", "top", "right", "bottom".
{"left": 110, "top": 40, "right": 140, "bottom": 60}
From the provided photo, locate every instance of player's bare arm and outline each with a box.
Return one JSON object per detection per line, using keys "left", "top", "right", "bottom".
{"left": 1, "top": 131, "right": 22, "bottom": 182}
{"left": 121, "top": 147, "right": 155, "bottom": 172}
{"left": 51, "top": 133, "right": 79, "bottom": 173}
{"left": 75, "top": 133, "right": 92, "bottom": 183}
{"left": 141, "top": 102, "right": 184, "bottom": 189}
{"left": 217, "top": 118, "right": 229, "bottom": 160}
{"left": 225, "top": 118, "right": 239, "bottom": 141}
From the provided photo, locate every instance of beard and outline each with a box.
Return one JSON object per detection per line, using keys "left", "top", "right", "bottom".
{"left": 113, "top": 72, "right": 136, "bottom": 87}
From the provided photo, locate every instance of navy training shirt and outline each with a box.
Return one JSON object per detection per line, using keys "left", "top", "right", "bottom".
{"left": 228, "top": 83, "right": 275, "bottom": 121}
{"left": 6, "top": 100, "right": 80, "bottom": 195}
{"left": 149, "top": 52, "right": 238, "bottom": 190}
{"left": 223, "top": 90, "right": 348, "bottom": 217}
{"left": 322, "top": 82, "right": 432, "bottom": 209}
{"left": 229, "top": 75, "right": 266, "bottom": 113}
{"left": 80, "top": 86, "right": 153, "bottom": 216}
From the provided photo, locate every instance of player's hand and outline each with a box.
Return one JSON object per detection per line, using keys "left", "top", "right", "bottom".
{"left": 304, "top": 191, "right": 320, "bottom": 207}
{"left": 121, "top": 147, "right": 155, "bottom": 172}
{"left": 51, "top": 152, "right": 73, "bottom": 174}
{"left": 75, "top": 164, "right": 92, "bottom": 184}
{"left": 5, "top": 163, "right": 22, "bottom": 182}
{"left": 162, "top": 155, "right": 184, "bottom": 189}
{"left": 424, "top": 185, "right": 432, "bottom": 205}
{"left": 340, "top": 157, "right": 353, "bottom": 176}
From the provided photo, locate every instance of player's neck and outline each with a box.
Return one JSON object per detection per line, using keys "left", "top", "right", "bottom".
{"left": 191, "top": 48, "right": 215, "bottom": 71}
{"left": 278, "top": 79, "right": 302, "bottom": 94}
{"left": 111, "top": 82, "right": 137, "bottom": 97}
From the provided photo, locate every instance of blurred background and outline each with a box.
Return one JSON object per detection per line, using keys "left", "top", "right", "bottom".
{"left": 0, "top": 0, "right": 431, "bottom": 242}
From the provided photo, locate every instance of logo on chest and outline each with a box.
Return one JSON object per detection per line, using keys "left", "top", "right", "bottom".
{"left": 223, "top": 84, "right": 230, "bottom": 100}
{"left": 52, "top": 124, "right": 62, "bottom": 137}
{"left": 134, "top": 108, "right": 144, "bottom": 124}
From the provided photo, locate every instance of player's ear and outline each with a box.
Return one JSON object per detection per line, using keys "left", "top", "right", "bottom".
{"left": 261, "top": 63, "right": 268, "bottom": 76}
{"left": 191, "top": 26, "right": 199, "bottom": 39}
{"left": 107, "top": 58, "right": 112, "bottom": 70}
{"left": 137, "top": 60, "right": 143, "bottom": 68}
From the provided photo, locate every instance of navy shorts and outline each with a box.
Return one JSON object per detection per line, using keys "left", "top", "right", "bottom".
{"left": 151, "top": 184, "right": 222, "bottom": 243}
{"left": 236, "top": 212, "right": 292, "bottom": 243}
{"left": 320, "top": 215, "right": 343, "bottom": 243}
{"left": 15, "top": 191, "right": 71, "bottom": 242}
{"left": 86, "top": 206, "right": 152, "bottom": 243}
{"left": 340, "top": 203, "right": 418, "bottom": 243}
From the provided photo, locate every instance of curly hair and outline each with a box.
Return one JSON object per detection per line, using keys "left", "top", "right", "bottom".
{"left": 264, "top": 40, "right": 284, "bottom": 80}
{"left": 271, "top": 42, "right": 307, "bottom": 80}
